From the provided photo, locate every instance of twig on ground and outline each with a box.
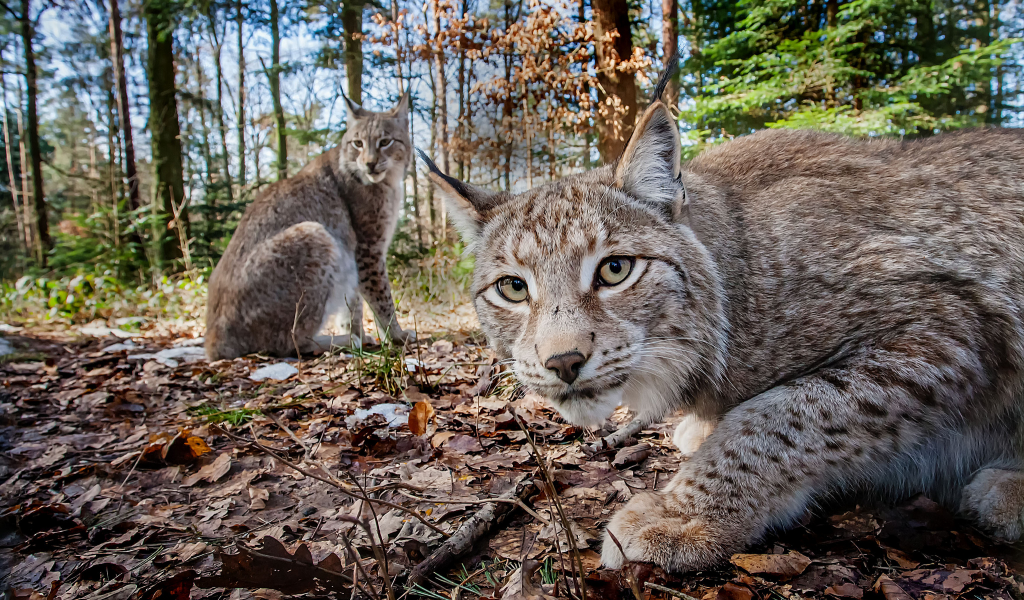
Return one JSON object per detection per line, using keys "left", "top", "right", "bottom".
{"left": 588, "top": 417, "right": 646, "bottom": 454}
{"left": 338, "top": 515, "right": 396, "bottom": 600}
{"left": 338, "top": 529, "right": 381, "bottom": 600}
{"left": 396, "top": 490, "right": 550, "bottom": 524}
{"left": 267, "top": 411, "right": 308, "bottom": 454}
{"left": 644, "top": 582, "right": 700, "bottom": 600}
{"left": 514, "top": 409, "right": 587, "bottom": 600}
{"left": 407, "top": 475, "right": 536, "bottom": 586}
{"left": 342, "top": 472, "right": 396, "bottom": 600}
{"left": 211, "top": 424, "right": 449, "bottom": 539}
{"left": 606, "top": 532, "right": 644, "bottom": 600}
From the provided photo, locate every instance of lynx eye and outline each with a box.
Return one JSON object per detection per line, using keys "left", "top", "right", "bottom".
{"left": 352, "top": 140, "right": 363, "bottom": 149}
{"left": 496, "top": 276, "right": 529, "bottom": 303}
{"left": 379, "top": 138, "right": 393, "bottom": 148}
{"left": 597, "top": 257, "right": 635, "bottom": 287}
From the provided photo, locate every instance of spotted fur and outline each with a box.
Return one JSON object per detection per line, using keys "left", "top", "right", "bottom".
{"left": 206, "top": 95, "right": 415, "bottom": 360}
{"left": 426, "top": 96, "right": 1024, "bottom": 571}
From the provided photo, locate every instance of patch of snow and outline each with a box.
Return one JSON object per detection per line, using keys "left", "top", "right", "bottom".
{"left": 78, "top": 321, "right": 134, "bottom": 339}
{"left": 128, "top": 346, "right": 207, "bottom": 368}
{"left": 345, "top": 403, "right": 409, "bottom": 429}
{"left": 0, "top": 337, "right": 13, "bottom": 356}
{"left": 405, "top": 358, "right": 425, "bottom": 373}
{"left": 250, "top": 362, "right": 299, "bottom": 381}
{"left": 101, "top": 340, "right": 139, "bottom": 353}
{"left": 172, "top": 337, "right": 205, "bottom": 347}
{"left": 0, "top": 323, "right": 22, "bottom": 333}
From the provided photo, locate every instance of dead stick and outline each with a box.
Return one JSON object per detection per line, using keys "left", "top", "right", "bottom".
{"left": 588, "top": 417, "right": 645, "bottom": 454}
{"left": 407, "top": 476, "right": 535, "bottom": 586}
{"left": 212, "top": 424, "right": 449, "bottom": 539}
{"left": 644, "top": 582, "right": 700, "bottom": 600}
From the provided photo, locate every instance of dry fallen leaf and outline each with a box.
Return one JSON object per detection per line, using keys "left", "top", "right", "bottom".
{"left": 500, "top": 559, "right": 556, "bottom": 600}
{"left": 182, "top": 453, "right": 232, "bottom": 487}
{"left": 409, "top": 400, "right": 435, "bottom": 436}
{"left": 824, "top": 582, "right": 863, "bottom": 599}
{"left": 873, "top": 575, "right": 913, "bottom": 600}
{"left": 729, "top": 551, "right": 812, "bottom": 578}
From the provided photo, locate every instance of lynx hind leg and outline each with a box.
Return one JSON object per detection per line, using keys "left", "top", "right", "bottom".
{"left": 961, "top": 468, "right": 1024, "bottom": 540}
{"left": 672, "top": 414, "right": 716, "bottom": 455}
{"left": 216, "top": 221, "right": 342, "bottom": 358}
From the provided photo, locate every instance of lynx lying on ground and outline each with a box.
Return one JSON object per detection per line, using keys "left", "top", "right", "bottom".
{"left": 206, "top": 95, "right": 415, "bottom": 361}
{"left": 423, "top": 82, "right": 1024, "bottom": 571}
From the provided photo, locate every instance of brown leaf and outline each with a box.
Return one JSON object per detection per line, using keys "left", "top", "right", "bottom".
{"left": 163, "top": 433, "right": 212, "bottom": 465}
{"left": 611, "top": 443, "right": 652, "bottom": 469}
{"left": 873, "top": 575, "right": 913, "bottom": 600}
{"left": 500, "top": 559, "right": 556, "bottom": 600}
{"left": 195, "top": 537, "right": 349, "bottom": 593}
{"left": 409, "top": 400, "right": 435, "bottom": 436}
{"left": 716, "top": 582, "right": 754, "bottom": 600}
{"left": 137, "top": 570, "right": 195, "bottom": 600}
{"left": 824, "top": 583, "right": 863, "bottom": 599}
{"left": 182, "top": 453, "right": 232, "bottom": 487}
{"left": 729, "top": 551, "right": 812, "bottom": 578}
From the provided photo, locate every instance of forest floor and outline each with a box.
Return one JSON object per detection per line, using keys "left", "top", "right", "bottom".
{"left": 3, "top": 311, "right": 1024, "bottom": 600}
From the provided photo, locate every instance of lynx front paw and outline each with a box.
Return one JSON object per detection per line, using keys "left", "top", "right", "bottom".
{"left": 389, "top": 328, "right": 417, "bottom": 345}
{"left": 672, "top": 415, "right": 716, "bottom": 455}
{"left": 601, "top": 492, "right": 738, "bottom": 572}
{"left": 961, "top": 468, "right": 1024, "bottom": 540}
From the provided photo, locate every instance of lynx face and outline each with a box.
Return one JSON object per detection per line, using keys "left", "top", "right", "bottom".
{"left": 342, "top": 95, "right": 410, "bottom": 185}
{"left": 422, "top": 102, "right": 728, "bottom": 427}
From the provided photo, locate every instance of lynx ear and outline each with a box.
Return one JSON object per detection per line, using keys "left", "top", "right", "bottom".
{"left": 343, "top": 93, "right": 370, "bottom": 120}
{"left": 613, "top": 101, "right": 683, "bottom": 213}
{"left": 389, "top": 92, "right": 410, "bottom": 119}
{"left": 416, "top": 149, "right": 506, "bottom": 246}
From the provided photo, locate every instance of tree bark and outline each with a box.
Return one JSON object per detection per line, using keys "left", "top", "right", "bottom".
{"left": 110, "top": 0, "right": 142, "bottom": 215}
{"left": 432, "top": 0, "right": 449, "bottom": 174}
{"left": 661, "top": 0, "right": 679, "bottom": 109}
{"left": 236, "top": 0, "right": 246, "bottom": 189}
{"left": 592, "top": 0, "right": 636, "bottom": 164}
{"left": 269, "top": 0, "right": 287, "bottom": 180}
{"left": 146, "top": 0, "right": 190, "bottom": 266}
{"left": 21, "top": 0, "right": 49, "bottom": 262}
{"left": 0, "top": 64, "right": 26, "bottom": 252}
{"left": 209, "top": 7, "right": 234, "bottom": 202}
{"left": 341, "top": 0, "right": 364, "bottom": 103}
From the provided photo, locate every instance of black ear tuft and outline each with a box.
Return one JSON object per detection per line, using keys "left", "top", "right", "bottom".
{"left": 653, "top": 54, "right": 680, "bottom": 103}
{"left": 415, "top": 148, "right": 476, "bottom": 200}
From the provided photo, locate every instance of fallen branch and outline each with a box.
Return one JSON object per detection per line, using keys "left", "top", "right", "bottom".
{"left": 407, "top": 475, "right": 536, "bottom": 586}
{"left": 588, "top": 417, "right": 646, "bottom": 454}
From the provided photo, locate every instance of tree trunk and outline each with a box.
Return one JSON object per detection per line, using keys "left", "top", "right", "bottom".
{"left": 269, "top": 0, "right": 287, "bottom": 180}
{"left": 592, "top": 0, "right": 636, "bottom": 164}
{"left": 21, "top": 0, "right": 49, "bottom": 262}
{"left": 146, "top": 0, "right": 190, "bottom": 267}
{"left": 236, "top": 0, "right": 246, "bottom": 189}
{"left": 455, "top": 0, "right": 467, "bottom": 180}
{"left": 341, "top": 1, "right": 364, "bottom": 103}
{"left": 661, "top": 0, "right": 679, "bottom": 109}
{"left": 209, "top": 8, "right": 234, "bottom": 203}
{"left": 432, "top": 0, "right": 449, "bottom": 174}
{"left": 0, "top": 65, "right": 26, "bottom": 253}
{"left": 110, "top": 0, "right": 141, "bottom": 214}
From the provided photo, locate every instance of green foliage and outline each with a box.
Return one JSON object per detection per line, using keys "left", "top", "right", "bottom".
{"left": 349, "top": 332, "right": 407, "bottom": 396}
{"left": 189, "top": 404, "right": 263, "bottom": 425}
{"left": 1, "top": 271, "right": 207, "bottom": 324}
{"left": 682, "top": 0, "right": 1021, "bottom": 148}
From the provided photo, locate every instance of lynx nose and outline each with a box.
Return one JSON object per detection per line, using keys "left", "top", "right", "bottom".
{"left": 545, "top": 351, "right": 587, "bottom": 385}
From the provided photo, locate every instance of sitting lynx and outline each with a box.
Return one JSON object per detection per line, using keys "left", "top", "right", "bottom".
{"left": 422, "top": 72, "right": 1024, "bottom": 572}
{"left": 206, "top": 95, "right": 415, "bottom": 360}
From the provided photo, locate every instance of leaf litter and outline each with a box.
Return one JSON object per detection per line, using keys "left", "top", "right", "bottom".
{"left": 1, "top": 321, "right": 1024, "bottom": 599}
